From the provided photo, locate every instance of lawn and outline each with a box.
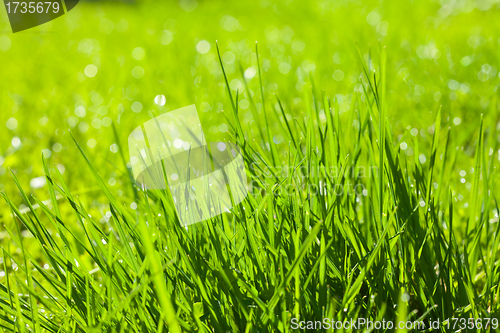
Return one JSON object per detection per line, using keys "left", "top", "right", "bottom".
{"left": 0, "top": 0, "right": 499, "bottom": 331}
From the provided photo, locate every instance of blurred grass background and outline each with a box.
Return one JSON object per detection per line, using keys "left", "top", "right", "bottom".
{"left": 0, "top": 0, "right": 499, "bottom": 330}
{"left": 1, "top": 0, "right": 499, "bottom": 205}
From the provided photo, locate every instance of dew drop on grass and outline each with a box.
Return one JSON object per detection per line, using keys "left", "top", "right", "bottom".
{"left": 366, "top": 11, "right": 380, "bottom": 26}
{"left": 132, "top": 47, "right": 145, "bottom": 60}
{"left": 333, "top": 70, "right": 344, "bottom": 81}
{"left": 220, "top": 15, "right": 240, "bottom": 32}
{"left": 87, "top": 139, "right": 97, "bottom": 149}
{"left": 291, "top": 40, "right": 305, "bottom": 55}
{"left": 217, "top": 142, "right": 226, "bottom": 151}
{"left": 461, "top": 56, "right": 473, "bottom": 66}
{"left": 218, "top": 123, "right": 228, "bottom": 132}
{"left": 196, "top": 40, "right": 210, "bottom": 54}
{"left": 102, "top": 117, "right": 112, "bottom": 127}
{"left": 91, "top": 92, "right": 103, "bottom": 106}
{"left": 482, "top": 63, "right": 491, "bottom": 74}
{"left": 115, "top": 18, "right": 129, "bottom": 32}
{"left": 39, "top": 116, "right": 49, "bottom": 126}
{"left": 200, "top": 102, "right": 210, "bottom": 112}
{"left": 57, "top": 164, "right": 65, "bottom": 174}
{"left": 278, "top": 62, "right": 291, "bottom": 74}
{"left": 180, "top": 0, "right": 197, "bottom": 12}
{"left": 131, "top": 101, "right": 143, "bottom": 113}
{"left": 377, "top": 21, "right": 389, "bottom": 36}
{"left": 75, "top": 106, "right": 86, "bottom": 118}
{"left": 272, "top": 135, "right": 283, "bottom": 144}
{"left": 230, "top": 79, "right": 242, "bottom": 91}
{"left": 30, "top": 176, "right": 46, "bottom": 189}
{"left": 84, "top": 64, "right": 98, "bottom": 78}
{"left": 414, "top": 84, "right": 425, "bottom": 95}
{"left": 333, "top": 52, "right": 341, "bottom": 64}
{"left": 11, "top": 137, "right": 21, "bottom": 148}
{"left": 460, "top": 83, "right": 471, "bottom": 94}
{"left": 6, "top": 117, "right": 18, "bottom": 130}
{"left": 53, "top": 143, "right": 62, "bottom": 152}
{"left": 173, "top": 139, "right": 183, "bottom": 149}
{"left": 244, "top": 67, "right": 256, "bottom": 79}
{"left": 91, "top": 118, "right": 102, "bottom": 129}
{"left": 99, "top": 19, "right": 114, "bottom": 34}
{"left": 154, "top": 95, "right": 166, "bottom": 106}
{"left": 222, "top": 51, "right": 235, "bottom": 64}
{"left": 132, "top": 66, "right": 144, "bottom": 79}
{"left": 448, "top": 79, "right": 459, "bottom": 90}
{"left": 98, "top": 106, "right": 108, "bottom": 116}
{"left": 159, "top": 30, "right": 173, "bottom": 45}
{"left": 0, "top": 36, "right": 12, "bottom": 52}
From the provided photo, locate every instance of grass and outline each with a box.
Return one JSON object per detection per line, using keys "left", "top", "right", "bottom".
{"left": 0, "top": 0, "right": 500, "bottom": 332}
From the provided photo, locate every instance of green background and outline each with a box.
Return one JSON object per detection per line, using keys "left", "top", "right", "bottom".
{"left": 0, "top": 0, "right": 499, "bottom": 331}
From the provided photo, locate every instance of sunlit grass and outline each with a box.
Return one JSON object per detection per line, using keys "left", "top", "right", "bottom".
{"left": 0, "top": 0, "right": 500, "bottom": 332}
